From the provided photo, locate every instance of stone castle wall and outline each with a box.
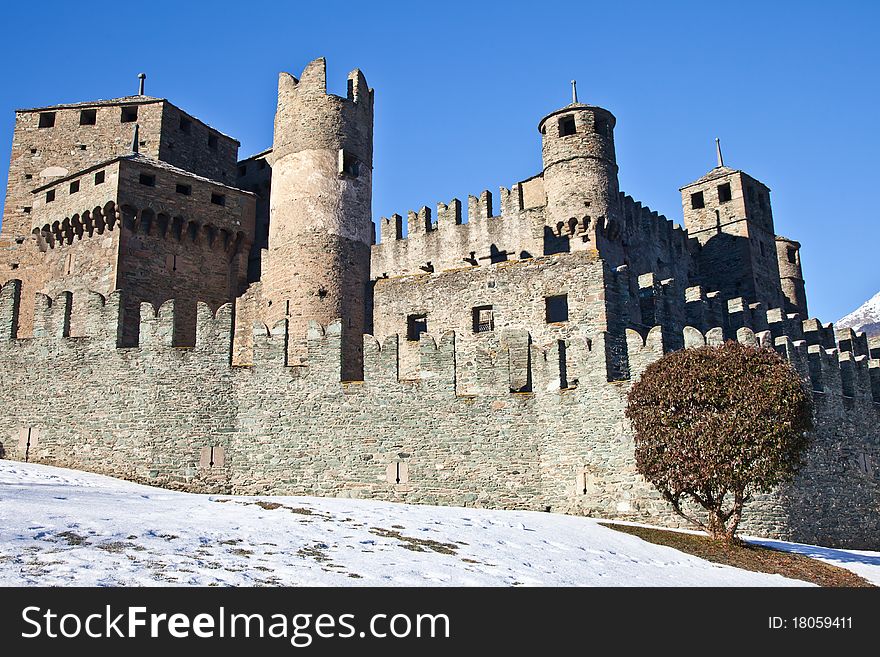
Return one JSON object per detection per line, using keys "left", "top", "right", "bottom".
{"left": 0, "top": 279, "right": 877, "bottom": 549}
{"left": 156, "top": 102, "right": 239, "bottom": 185}
{"left": 372, "top": 250, "right": 610, "bottom": 381}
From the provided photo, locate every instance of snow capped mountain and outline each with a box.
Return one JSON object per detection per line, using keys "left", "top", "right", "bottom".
{"left": 837, "top": 290, "right": 880, "bottom": 338}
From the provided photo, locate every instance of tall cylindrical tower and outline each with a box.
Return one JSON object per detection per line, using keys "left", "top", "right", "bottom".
{"left": 538, "top": 102, "right": 620, "bottom": 238}
{"left": 775, "top": 236, "right": 808, "bottom": 317}
{"left": 263, "top": 57, "right": 374, "bottom": 378}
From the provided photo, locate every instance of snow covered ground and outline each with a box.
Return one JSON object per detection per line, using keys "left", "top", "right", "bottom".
{"left": 0, "top": 461, "right": 876, "bottom": 587}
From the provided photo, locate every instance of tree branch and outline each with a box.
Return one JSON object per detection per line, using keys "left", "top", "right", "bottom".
{"left": 661, "top": 490, "right": 709, "bottom": 532}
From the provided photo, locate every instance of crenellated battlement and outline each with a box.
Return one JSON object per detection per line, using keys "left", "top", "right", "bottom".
{"left": 680, "top": 323, "right": 880, "bottom": 404}
{"left": 378, "top": 187, "right": 509, "bottom": 243}
{"left": 618, "top": 192, "right": 689, "bottom": 247}
{"left": 376, "top": 187, "right": 686, "bottom": 249}
{"left": 370, "top": 172, "right": 698, "bottom": 286}
{"left": 2, "top": 278, "right": 875, "bottom": 410}
{"left": 372, "top": 183, "right": 546, "bottom": 279}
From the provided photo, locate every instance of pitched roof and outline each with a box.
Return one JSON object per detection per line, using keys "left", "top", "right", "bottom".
{"left": 238, "top": 147, "right": 273, "bottom": 163}
{"left": 32, "top": 153, "right": 255, "bottom": 196}
{"left": 679, "top": 166, "right": 740, "bottom": 189}
{"left": 16, "top": 95, "right": 164, "bottom": 113}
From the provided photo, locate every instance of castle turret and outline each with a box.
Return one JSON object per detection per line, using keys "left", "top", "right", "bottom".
{"left": 775, "top": 236, "right": 808, "bottom": 317}
{"left": 262, "top": 58, "right": 374, "bottom": 379}
{"left": 537, "top": 98, "right": 620, "bottom": 250}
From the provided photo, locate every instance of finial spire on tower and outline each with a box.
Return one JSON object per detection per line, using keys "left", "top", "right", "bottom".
{"left": 571, "top": 80, "right": 578, "bottom": 104}
{"left": 130, "top": 124, "right": 139, "bottom": 154}
{"left": 715, "top": 137, "right": 724, "bottom": 167}
{"left": 137, "top": 73, "right": 146, "bottom": 96}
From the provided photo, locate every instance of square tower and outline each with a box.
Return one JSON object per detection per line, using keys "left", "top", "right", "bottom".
{"left": 681, "top": 165, "right": 783, "bottom": 308}
{"left": 2, "top": 96, "right": 240, "bottom": 241}
{"left": 0, "top": 86, "right": 249, "bottom": 340}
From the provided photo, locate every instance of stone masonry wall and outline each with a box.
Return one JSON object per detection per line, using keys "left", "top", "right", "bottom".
{"left": 0, "top": 98, "right": 239, "bottom": 243}
{"left": 235, "top": 150, "right": 273, "bottom": 282}
{"left": 373, "top": 250, "right": 610, "bottom": 382}
{"left": 681, "top": 169, "right": 783, "bottom": 308}
{"left": 157, "top": 102, "right": 239, "bottom": 185}
{"left": 113, "top": 157, "right": 255, "bottom": 345}
{"left": 1, "top": 160, "right": 124, "bottom": 336}
{"left": 0, "top": 279, "right": 877, "bottom": 549}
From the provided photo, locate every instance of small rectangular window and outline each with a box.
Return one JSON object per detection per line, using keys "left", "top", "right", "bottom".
{"left": 24, "top": 174, "right": 33, "bottom": 180}
{"left": 407, "top": 313, "right": 428, "bottom": 341}
{"left": 787, "top": 247, "right": 797, "bottom": 264}
{"left": 747, "top": 186, "right": 756, "bottom": 203}
{"left": 139, "top": 173, "right": 155, "bottom": 187}
{"left": 545, "top": 294, "right": 569, "bottom": 323}
{"left": 94, "top": 170, "right": 105, "bottom": 185}
{"left": 46, "top": 189, "right": 55, "bottom": 203}
{"left": 690, "top": 191, "right": 705, "bottom": 209}
{"left": 472, "top": 305, "right": 494, "bottom": 333}
{"left": 559, "top": 115, "right": 576, "bottom": 136}
{"left": 559, "top": 116, "right": 577, "bottom": 137}
{"left": 69, "top": 180, "right": 80, "bottom": 194}
{"left": 211, "top": 192, "right": 226, "bottom": 206}
{"left": 23, "top": 206, "right": 32, "bottom": 214}
{"left": 340, "top": 150, "right": 359, "bottom": 177}
{"left": 79, "top": 109, "right": 97, "bottom": 125}
{"left": 595, "top": 116, "right": 608, "bottom": 135}
{"left": 717, "top": 182, "right": 731, "bottom": 203}
{"left": 208, "top": 133, "right": 218, "bottom": 149}
{"left": 38, "top": 112, "right": 56, "bottom": 128}
{"left": 176, "top": 183, "right": 192, "bottom": 196}
{"left": 179, "top": 116, "right": 191, "bottom": 133}
{"left": 78, "top": 144, "right": 87, "bottom": 151}
{"left": 237, "top": 164, "right": 247, "bottom": 177}
{"left": 121, "top": 106, "right": 138, "bottom": 123}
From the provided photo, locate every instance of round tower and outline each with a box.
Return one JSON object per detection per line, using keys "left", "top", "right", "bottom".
{"left": 775, "top": 236, "right": 808, "bottom": 317}
{"left": 263, "top": 57, "right": 374, "bottom": 378}
{"left": 538, "top": 100, "right": 620, "bottom": 238}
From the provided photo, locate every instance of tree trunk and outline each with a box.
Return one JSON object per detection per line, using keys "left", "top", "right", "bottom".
{"left": 707, "top": 508, "right": 729, "bottom": 542}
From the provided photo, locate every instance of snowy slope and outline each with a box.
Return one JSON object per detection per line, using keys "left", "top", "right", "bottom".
{"left": 837, "top": 290, "right": 880, "bottom": 337}
{"left": 0, "top": 461, "right": 869, "bottom": 587}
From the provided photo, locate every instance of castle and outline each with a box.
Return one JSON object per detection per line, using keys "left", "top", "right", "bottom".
{"left": 1, "top": 59, "right": 877, "bottom": 548}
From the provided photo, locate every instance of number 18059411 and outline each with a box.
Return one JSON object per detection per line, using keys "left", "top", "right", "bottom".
{"left": 769, "top": 617, "right": 852, "bottom": 630}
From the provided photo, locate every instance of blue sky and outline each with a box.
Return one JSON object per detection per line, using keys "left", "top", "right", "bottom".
{"left": 0, "top": 0, "right": 877, "bottom": 321}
